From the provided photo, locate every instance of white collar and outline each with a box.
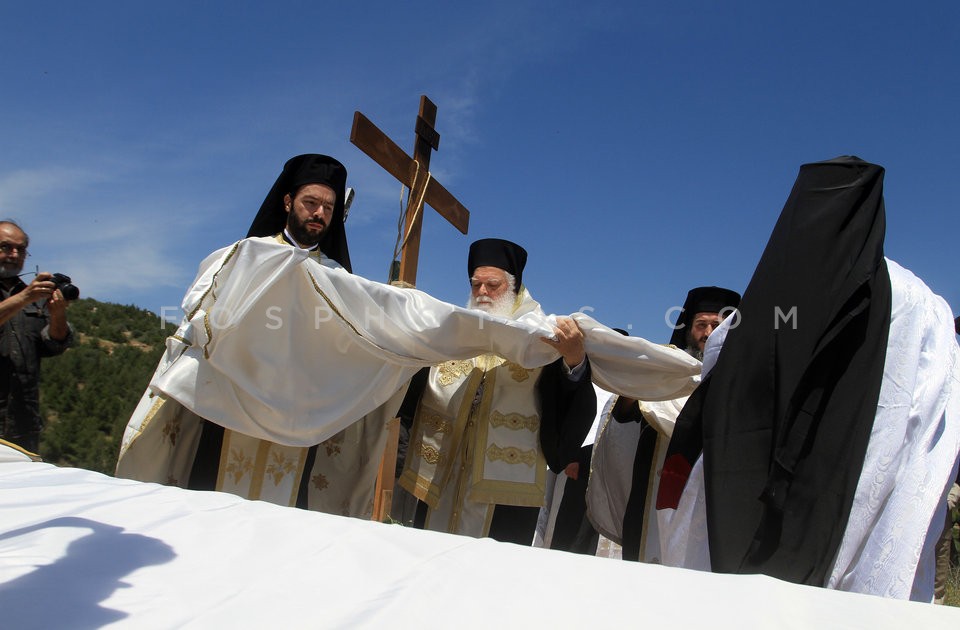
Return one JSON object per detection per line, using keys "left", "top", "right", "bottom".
{"left": 282, "top": 229, "right": 319, "bottom": 252}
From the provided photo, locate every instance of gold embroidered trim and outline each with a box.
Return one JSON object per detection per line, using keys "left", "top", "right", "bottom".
{"left": 306, "top": 271, "right": 362, "bottom": 337}
{"left": 188, "top": 242, "right": 239, "bottom": 320}
{"left": 423, "top": 413, "right": 452, "bottom": 434}
{"left": 437, "top": 360, "right": 473, "bottom": 386}
{"left": 418, "top": 443, "right": 442, "bottom": 465}
{"left": 490, "top": 411, "right": 539, "bottom": 432}
{"left": 486, "top": 444, "right": 537, "bottom": 467}
{"left": 171, "top": 334, "right": 190, "bottom": 345}
{"left": 187, "top": 242, "right": 241, "bottom": 359}
{"left": 504, "top": 362, "right": 530, "bottom": 382}
{"left": 202, "top": 313, "right": 214, "bottom": 359}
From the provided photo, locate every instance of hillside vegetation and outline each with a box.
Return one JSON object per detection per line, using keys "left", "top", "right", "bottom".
{"left": 38, "top": 298, "right": 176, "bottom": 474}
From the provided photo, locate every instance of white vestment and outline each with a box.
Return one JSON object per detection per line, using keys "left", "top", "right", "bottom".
{"left": 587, "top": 392, "right": 688, "bottom": 563}
{"left": 116, "top": 236, "right": 409, "bottom": 514}
{"left": 657, "top": 259, "right": 960, "bottom": 601}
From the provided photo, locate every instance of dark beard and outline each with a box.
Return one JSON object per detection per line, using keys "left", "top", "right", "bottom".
{"left": 287, "top": 219, "right": 325, "bottom": 247}
{"left": 684, "top": 345, "right": 703, "bottom": 361}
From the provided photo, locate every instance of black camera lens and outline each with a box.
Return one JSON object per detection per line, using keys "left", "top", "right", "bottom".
{"left": 50, "top": 273, "right": 80, "bottom": 301}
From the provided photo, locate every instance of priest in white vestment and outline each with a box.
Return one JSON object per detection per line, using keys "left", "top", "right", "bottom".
{"left": 117, "top": 154, "right": 407, "bottom": 516}
{"left": 587, "top": 287, "right": 738, "bottom": 563}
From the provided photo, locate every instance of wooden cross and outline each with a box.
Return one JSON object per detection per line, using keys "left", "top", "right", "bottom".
{"left": 350, "top": 95, "right": 470, "bottom": 522}
{"left": 350, "top": 95, "right": 470, "bottom": 286}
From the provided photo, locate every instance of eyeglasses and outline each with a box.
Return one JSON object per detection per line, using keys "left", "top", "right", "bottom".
{"left": 0, "top": 242, "right": 29, "bottom": 257}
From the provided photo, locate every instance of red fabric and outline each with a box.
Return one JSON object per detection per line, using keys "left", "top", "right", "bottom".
{"left": 656, "top": 454, "right": 693, "bottom": 510}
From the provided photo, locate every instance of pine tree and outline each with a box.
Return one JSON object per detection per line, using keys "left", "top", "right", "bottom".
{"left": 38, "top": 299, "right": 176, "bottom": 474}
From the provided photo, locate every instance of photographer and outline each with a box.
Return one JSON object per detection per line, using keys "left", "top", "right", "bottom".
{"left": 0, "top": 220, "right": 73, "bottom": 454}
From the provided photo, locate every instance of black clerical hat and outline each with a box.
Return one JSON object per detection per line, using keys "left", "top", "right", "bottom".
{"left": 668, "top": 286, "right": 741, "bottom": 348}
{"left": 246, "top": 154, "right": 352, "bottom": 271}
{"left": 467, "top": 238, "right": 528, "bottom": 289}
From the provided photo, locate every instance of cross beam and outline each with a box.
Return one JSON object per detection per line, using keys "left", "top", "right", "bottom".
{"left": 350, "top": 95, "right": 470, "bottom": 285}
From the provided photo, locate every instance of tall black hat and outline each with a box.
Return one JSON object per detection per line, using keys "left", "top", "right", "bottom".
{"left": 668, "top": 286, "right": 741, "bottom": 348}
{"left": 246, "top": 154, "right": 352, "bottom": 272}
{"left": 467, "top": 238, "right": 528, "bottom": 289}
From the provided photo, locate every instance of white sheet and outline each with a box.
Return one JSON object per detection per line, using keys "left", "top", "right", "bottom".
{"left": 1, "top": 456, "right": 956, "bottom": 628}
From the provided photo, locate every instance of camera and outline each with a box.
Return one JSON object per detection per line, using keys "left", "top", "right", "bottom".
{"left": 50, "top": 273, "right": 80, "bottom": 301}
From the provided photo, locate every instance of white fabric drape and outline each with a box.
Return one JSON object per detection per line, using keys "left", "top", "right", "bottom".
{"left": 123, "top": 238, "right": 700, "bottom": 452}
{"left": 2, "top": 453, "right": 957, "bottom": 628}
{"left": 825, "top": 259, "right": 960, "bottom": 600}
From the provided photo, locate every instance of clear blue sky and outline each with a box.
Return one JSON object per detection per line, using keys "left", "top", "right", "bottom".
{"left": 2, "top": 2, "right": 957, "bottom": 342}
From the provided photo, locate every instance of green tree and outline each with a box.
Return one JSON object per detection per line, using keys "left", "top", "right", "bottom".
{"left": 38, "top": 299, "right": 176, "bottom": 474}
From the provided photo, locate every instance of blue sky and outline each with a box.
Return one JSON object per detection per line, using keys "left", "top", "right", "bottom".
{"left": 2, "top": 2, "right": 958, "bottom": 341}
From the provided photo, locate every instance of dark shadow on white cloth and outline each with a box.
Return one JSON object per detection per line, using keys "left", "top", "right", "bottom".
{"left": 0, "top": 517, "right": 175, "bottom": 629}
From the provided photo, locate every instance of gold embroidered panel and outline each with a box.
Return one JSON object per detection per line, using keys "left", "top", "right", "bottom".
{"left": 265, "top": 450, "right": 298, "bottom": 485}
{"left": 418, "top": 443, "right": 443, "bottom": 465}
{"left": 485, "top": 444, "right": 537, "bottom": 467}
{"left": 423, "top": 413, "right": 452, "bottom": 434}
{"left": 489, "top": 411, "right": 539, "bottom": 432}
{"left": 225, "top": 447, "right": 255, "bottom": 484}
{"left": 437, "top": 360, "right": 474, "bottom": 386}
{"left": 504, "top": 361, "right": 530, "bottom": 382}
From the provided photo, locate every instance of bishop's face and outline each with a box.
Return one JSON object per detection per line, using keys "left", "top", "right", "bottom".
{"left": 469, "top": 266, "right": 515, "bottom": 316}
{"left": 284, "top": 184, "right": 336, "bottom": 247}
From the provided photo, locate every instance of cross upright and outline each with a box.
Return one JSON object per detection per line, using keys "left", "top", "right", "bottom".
{"left": 350, "top": 95, "right": 470, "bottom": 286}
{"left": 350, "top": 96, "right": 470, "bottom": 522}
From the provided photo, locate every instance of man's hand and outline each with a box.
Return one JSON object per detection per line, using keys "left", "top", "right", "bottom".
{"left": 564, "top": 461, "right": 580, "bottom": 481}
{"left": 46, "top": 285, "right": 69, "bottom": 316}
{"left": 22, "top": 273, "right": 60, "bottom": 305}
{"left": 540, "top": 316, "right": 586, "bottom": 368}
{"left": 1, "top": 272, "right": 65, "bottom": 329}
{"left": 24, "top": 273, "right": 70, "bottom": 340}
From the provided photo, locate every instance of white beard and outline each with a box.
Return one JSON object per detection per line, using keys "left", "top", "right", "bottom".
{"left": 467, "top": 291, "right": 516, "bottom": 318}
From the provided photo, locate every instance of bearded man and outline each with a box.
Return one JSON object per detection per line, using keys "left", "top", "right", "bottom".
{"left": 117, "top": 155, "right": 404, "bottom": 518}
{"left": 586, "top": 287, "right": 740, "bottom": 562}
{"left": 0, "top": 220, "right": 74, "bottom": 454}
{"left": 398, "top": 238, "right": 597, "bottom": 543}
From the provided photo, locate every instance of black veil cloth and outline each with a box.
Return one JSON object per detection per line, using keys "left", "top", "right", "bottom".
{"left": 659, "top": 156, "right": 891, "bottom": 585}
{"left": 246, "top": 154, "right": 352, "bottom": 272}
